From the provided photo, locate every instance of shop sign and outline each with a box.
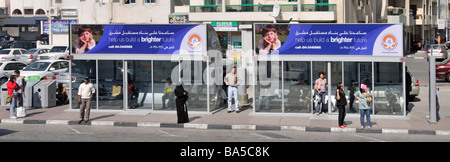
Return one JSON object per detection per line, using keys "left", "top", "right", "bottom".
{"left": 211, "top": 22, "right": 238, "bottom": 31}
{"left": 70, "top": 24, "right": 207, "bottom": 55}
{"left": 43, "top": 20, "right": 77, "bottom": 34}
{"left": 169, "top": 15, "right": 189, "bottom": 24}
{"left": 254, "top": 24, "right": 403, "bottom": 57}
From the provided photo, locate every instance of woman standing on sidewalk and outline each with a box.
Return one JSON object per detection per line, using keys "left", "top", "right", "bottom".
{"left": 354, "top": 84, "right": 372, "bottom": 129}
{"left": 7, "top": 75, "right": 19, "bottom": 119}
{"left": 336, "top": 82, "right": 347, "bottom": 128}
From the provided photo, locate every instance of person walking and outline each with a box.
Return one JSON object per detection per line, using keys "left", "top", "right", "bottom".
{"left": 6, "top": 75, "right": 19, "bottom": 119}
{"left": 174, "top": 83, "right": 189, "bottom": 123}
{"left": 78, "top": 77, "right": 95, "bottom": 124}
{"left": 336, "top": 82, "right": 347, "bottom": 128}
{"left": 355, "top": 84, "right": 372, "bottom": 129}
{"left": 224, "top": 66, "right": 242, "bottom": 113}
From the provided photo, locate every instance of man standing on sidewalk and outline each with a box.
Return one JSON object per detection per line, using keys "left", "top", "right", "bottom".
{"left": 13, "top": 70, "right": 23, "bottom": 109}
{"left": 224, "top": 67, "right": 242, "bottom": 113}
{"left": 78, "top": 77, "right": 95, "bottom": 124}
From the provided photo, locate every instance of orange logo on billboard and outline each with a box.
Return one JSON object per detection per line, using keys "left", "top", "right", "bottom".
{"left": 382, "top": 34, "right": 398, "bottom": 51}
{"left": 188, "top": 34, "right": 202, "bottom": 49}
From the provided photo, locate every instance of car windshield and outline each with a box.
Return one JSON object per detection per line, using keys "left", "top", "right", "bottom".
{"left": 442, "top": 58, "right": 450, "bottom": 64}
{"left": 431, "top": 45, "right": 442, "bottom": 49}
{"left": 23, "top": 62, "right": 50, "bottom": 71}
{"left": 0, "top": 50, "right": 10, "bottom": 55}
{"left": 49, "top": 46, "right": 67, "bottom": 53}
{"left": 24, "top": 49, "right": 38, "bottom": 54}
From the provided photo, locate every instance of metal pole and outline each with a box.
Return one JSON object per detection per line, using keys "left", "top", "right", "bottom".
{"left": 428, "top": 55, "right": 438, "bottom": 123}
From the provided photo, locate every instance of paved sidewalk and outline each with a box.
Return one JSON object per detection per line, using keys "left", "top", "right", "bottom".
{"left": 0, "top": 102, "right": 449, "bottom": 137}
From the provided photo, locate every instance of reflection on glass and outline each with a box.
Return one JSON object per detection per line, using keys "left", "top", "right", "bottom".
{"left": 182, "top": 61, "right": 208, "bottom": 112}
{"left": 153, "top": 61, "right": 178, "bottom": 111}
{"left": 126, "top": 60, "right": 152, "bottom": 109}
{"left": 256, "top": 61, "right": 282, "bottom": 112}
{"left": 344, "top": 62, "right": 372, "bottom": 113}
{"left": 374, "top": 62, "right": 404, "bottom": 115}
{"left": 71, "top": 60, "right": 97, "bottom": 110}
{"left": 330, "top": 62, "right": 342, "bottom": 113}
{"left": 98, "top": 60, "right": 124, "bottom": 110}
{"left": 283, "top": 61, "right": 311, "bottom": 113}
{"left": 312, "top": 61, "right": 328, "bottom": 114}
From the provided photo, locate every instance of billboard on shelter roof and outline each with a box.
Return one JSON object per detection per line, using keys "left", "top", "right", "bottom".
{"left": 254, "top": 24, "right": 403, "bottom": 57}
{"left": 70, "top": 24, "right": 207, "bottom": 55}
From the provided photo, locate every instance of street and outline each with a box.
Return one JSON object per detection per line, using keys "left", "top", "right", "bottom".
{"left": 0, "top": 124, "right": 449, "bottom": 142}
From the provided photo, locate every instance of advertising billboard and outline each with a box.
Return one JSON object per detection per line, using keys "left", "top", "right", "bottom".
{"left": 70, "top": 24, "right": 207, "bottom": 55}
{"left": 254, "top": 24, "right": 403, "bottom": 57}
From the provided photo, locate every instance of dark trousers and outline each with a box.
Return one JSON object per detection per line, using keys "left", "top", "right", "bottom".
{"left": 338, "top": 106, "right": 346, "bottom": 126}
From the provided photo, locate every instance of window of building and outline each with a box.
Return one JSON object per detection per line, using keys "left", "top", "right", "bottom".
{"left": 35, "top": 9, "right": 45, "bottom": 15}
{"left": 24, "top": 9, "right": 33, "bottom": 15}
{"left": 124, "top": 0, "right": 136, "bottom": 4}
{"left": 144, "top": 0, "right": 156, "bottom": 4}
{"left": 12, "top": 9, "right": 22, "bottom": 16}
{"left": 55, "top": 0, "right": 62, "bottom": 3}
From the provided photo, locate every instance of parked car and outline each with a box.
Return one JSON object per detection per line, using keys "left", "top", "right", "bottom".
{"left": 436, "top": 58, "right": 450, "bottom": 82}
{"left": 0, "top": 61, "right": 28, "bottom": 85}
{"left": 0, "top": 48, "right": 27, "bottom": 62}
{"left": 39, "top": 45, "right": 69, "bottom": 60}
{"left": 6, "top": 40, "right": 37, "bottom": 50}
{"left": 20, "top": 60, "right": 69, "bottom": 81}
{"left": 19, "top": 48, "right": 50, "bottom": 64}
{"left": 427, "top": 44, "right": 448, "bottom": 60}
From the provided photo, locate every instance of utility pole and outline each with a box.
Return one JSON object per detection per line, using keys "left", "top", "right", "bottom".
{"left": 428, "top": 55, "right": 438, "bottom": 123}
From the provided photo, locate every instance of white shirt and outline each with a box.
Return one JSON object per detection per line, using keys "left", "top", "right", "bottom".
{"left": 16, "top": 76, "right": 23, "bottom": 93}
{"left": 78, "top": 83, "right": 95, "bottom": 99}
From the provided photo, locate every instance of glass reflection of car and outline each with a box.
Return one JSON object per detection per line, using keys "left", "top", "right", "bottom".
{"left": 19, "top": 48, "right": 50, "bottom": 64}
{"left": 20, "top": 60, "right": 69, "bottom": 81}
{"left": 436, "top": 58, "right": 450, "bottom": 82}
{"left": 408, "top": 70, "right": 420, "bottom": 99}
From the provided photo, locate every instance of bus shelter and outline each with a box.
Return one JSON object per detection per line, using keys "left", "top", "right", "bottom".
{"left": 253, "top": 23, "right": 407, "bottom": 116}
{"left": 69, "top": 24, "right": 224, "bottom": 113}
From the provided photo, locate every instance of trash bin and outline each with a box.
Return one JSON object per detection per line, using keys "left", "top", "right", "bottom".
{"left": 33, "top": 80, "right": 56, "bottom": 108}
{"left": 23, "top": 79, "right": 41, "bottom": 109}
{"left": 1, "top": 82, "right": 10, "bottom": 108}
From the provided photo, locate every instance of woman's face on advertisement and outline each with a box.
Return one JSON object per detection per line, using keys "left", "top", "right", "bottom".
{"left": 80, "top": 31, "right": 92, "bottom": 41}
{"left": 264, "top": 30, "right": 277, "bottom": 42}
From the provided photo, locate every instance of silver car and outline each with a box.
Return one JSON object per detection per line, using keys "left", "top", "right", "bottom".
{"left": 19, "top": 48, "right": 50, "bottom": 64}
{"left": 427, "top": 44, "right": 448, "bottom": 60}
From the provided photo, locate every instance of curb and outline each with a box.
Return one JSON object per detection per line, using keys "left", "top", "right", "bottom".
{"left": 1, "top": 119, "right": 450, "bottom": 137}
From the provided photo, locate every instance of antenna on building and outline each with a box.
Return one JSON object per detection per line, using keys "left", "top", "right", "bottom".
{"left": 269, "top": 3, "right": 280, "bottom": 23}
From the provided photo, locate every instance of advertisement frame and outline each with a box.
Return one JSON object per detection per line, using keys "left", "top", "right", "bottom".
{"left": 253, "top": 23, "right": 404, "bottom": 61}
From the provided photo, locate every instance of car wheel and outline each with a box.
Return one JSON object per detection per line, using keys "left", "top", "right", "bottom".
{"left": 447, "top": 73, "right": 450, "bottom": 82}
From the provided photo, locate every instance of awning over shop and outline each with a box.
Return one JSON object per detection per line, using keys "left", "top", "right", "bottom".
{"left": 3, "top": 16, "right": 48, "bottom": 25}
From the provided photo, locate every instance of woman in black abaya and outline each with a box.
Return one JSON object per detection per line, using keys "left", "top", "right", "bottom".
{"left": 174, "top": 84, "right": 189, "bottom": 123}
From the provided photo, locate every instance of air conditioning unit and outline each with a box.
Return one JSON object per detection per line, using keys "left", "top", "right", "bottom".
{"left": 49, "top": 7, "right": 60, "bottom": 17}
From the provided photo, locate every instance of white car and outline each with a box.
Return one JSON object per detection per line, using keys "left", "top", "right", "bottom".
{"left": 20, "top": 60, "right": 69, "bottom": 81}
{"left": 0, "top": 48, "right": 27, "bottom": 62}
{"left": 39, "top": 45, "right": 69, "bottom": 60}
{"left": 19, "top": 48, "right": 50, "bottom": 64}
{"left": 0, "top": 61, "right": 28, "bottom": 85}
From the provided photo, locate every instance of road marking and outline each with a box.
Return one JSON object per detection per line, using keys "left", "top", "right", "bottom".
{"left": 348, "top": 133, "right": 387, "bottom": 142}
{"left": 158, "top": 129, "right": 177, "bottom": 137}
{"left": 66, "top": 125, "right": 93, "bottom": 135}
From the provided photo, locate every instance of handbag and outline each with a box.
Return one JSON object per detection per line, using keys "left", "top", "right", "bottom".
{"left": 366, "top": 94, "right": 373, "bottom": 103}
{"left": 4, "top": 94, "right": 11, "bottom": 105}
{"left": 16, "top": 106, "right": 26, "bottom": 118}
